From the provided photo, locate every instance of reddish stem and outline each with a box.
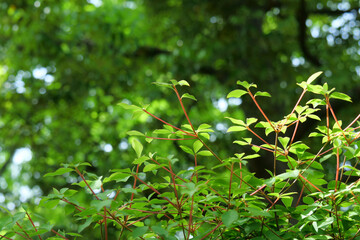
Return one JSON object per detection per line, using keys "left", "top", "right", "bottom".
{"left": 15, "top": 222, "right": 31, "bottom": 239}
{"left": 335, "top": 148, "right": 340, "bottom": 192}
{"left": 0, "top": 235, "right": 14, "bottom": 240}
{"left": 299, "top": 174, "right": 323, "bottom": 193}
{"left": 132, "top": 174, "right": 177, "bottom": 208}
{"left": 104, "top": 207, "right": 108, "bottom": 240}
{"left": 146, "top": 136, "right": 197, "bottom": 141}
{"left": 26, "top": 212, "right": 43, "bottom": 240}
{"left": 173, "top": 84, "right": 197, "bottom": 135}
{"left": 247, "top": 90, "right": 274, "bottom": 129}
{"left": 51, "top": 229, "right": 69, "bottom": 240}
{"left": 75, "top": 167, "right": 100, "bottom": 200}
{"left": 142, "top": 109, "right": 196, "bottom": 137}
{"left": 200, "top": 222, "right": 223, "bottom": 240}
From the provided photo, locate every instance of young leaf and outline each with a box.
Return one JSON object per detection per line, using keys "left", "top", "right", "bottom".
{"left": 152, "top": 82, "right": 173, "bottom": 89}
{"left": 178, "top": 80, "right": 190, "bottom": 86}
{"left": 193, "top": 140, "right": 203, "bottom": 153}
{"left": 330, "top": 92, "right": 352, "bottom": 102}
{"left": 180, "top": 145, "right": 194, "bottom": 155}
{"left": 118, "top": 102, "right": 141, "bottom": 111}
{"left": 278, "top": 137, "right": 290, "bottom": 149}
{"left": 237, "top": 80, "right": 257, "bottom": 89}
{"left": 307, "top": 84, "right": 324, "bottom": 95}
{"left": 246, "top": 118, "right": 258, "bottom": 126}
{"left": 306, "top": 71, "right": 323, "bottom": 84}
{"left": 127, "top": 130, "right": 145, "bottom": 136}
{"left": 104, "top": 172, "right": 131, "bottom": 183}
{"left": 254, "top": 91, "right": 271, "bottom": 98}
{"left": 225, "top": 117, "right": 246, "bottom": 126}
{"left": 181, "top": 93, "right": 197, "bottom": 101}
{"left": 227, "top": 126, "right": 247, "bottom": 132}
{"left": 133, "top": 156, "right": 150, "bottom": 164}
{"left": 131, "top": 138, "right": 143, "bottom": 158}
{"left": 44, "top": 168, "right": 73, "bottom": 177}
{"left": 143, "top": 164, "right": 161, "bottom": 172}
{"left": 227, "top": 89, "right": 247, "bottom": 98}
{"left": 197, "top": 150, "right": 213, "bottom": 156}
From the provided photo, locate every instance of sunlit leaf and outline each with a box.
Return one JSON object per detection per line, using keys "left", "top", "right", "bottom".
{"left": 330, "top": 92, "right": 352, "bottom": 102}
{"left": 306, "top": 71, "right": 323, "bottom": 84}
{"left": 131, "top": 138, "right": 143, "bottom": 158}
{"left": 227, "top": 89, "right": 247, "bottom": 98}
{"left": 181, "top": 93, "right": 197, "bottom": 101}
{"left": 254, "top": 91, "right": 271, "bottom": 98}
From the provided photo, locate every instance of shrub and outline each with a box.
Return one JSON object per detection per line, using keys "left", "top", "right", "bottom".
{"left": 1, "top": 72, "right": 360, "bottom": 239}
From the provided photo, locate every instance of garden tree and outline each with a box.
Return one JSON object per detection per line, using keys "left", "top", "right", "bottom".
{"left": 0, "top": 0, "right": 360, "bottom": 234}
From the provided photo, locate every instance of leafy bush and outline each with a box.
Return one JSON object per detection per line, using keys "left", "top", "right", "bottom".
{"left": 1, "top": 72, "right": 360, "bottom": 239}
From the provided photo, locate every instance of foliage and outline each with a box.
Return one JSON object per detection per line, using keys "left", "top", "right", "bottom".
{"left": 2, "top": 1, "right": 360, "bottom": 211}
{"left": 1, "top": 73, "right": 360, "bottom": 239}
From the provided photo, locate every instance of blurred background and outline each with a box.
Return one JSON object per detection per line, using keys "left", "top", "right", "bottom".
{"left": 0, "top": 0, "right": 360, "bottom": 236}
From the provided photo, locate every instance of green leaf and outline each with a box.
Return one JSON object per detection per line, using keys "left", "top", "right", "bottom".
{"left": 78, "top": 217, "right": 92, "bottom": 233}
{"left": 44, "top": 168, "right": 73, "bottom": 177}
{"left": 178, "top": 80, "right": 190, "bottom": 86}
{"left": 143, "top": 164, "right": 161, "bottom": 172}
{"left": 306, "top": 71, "right": 323, "bottom": 84}
{"left": 276, "top": 170, "right": 300, "bottom": 180}
{"left": 197, "top": 150, "right": 213, "bottom": 156}
{"left": 307, "top": 114, "right": 321, "bottom": 121}
{"left": 307, "top": 85, "right": 324, "bottom": 94}
{"left": 254, "top": 91, "right": 271, "bottom": 98}
{"left": 118, "top": 102, "right": 141, "bottom": 111}
{"left": 193, "top": 140, "right": 203, "bottom": 153}
{"left": 281, "top": 197, "right": 293, "bottom": 208}
{"left": 183, "top": 182, "right": 198, "bottom": 197}
{"left": 225, "top": 117, "right": 246, "bottom": 126}
{"left": 246, "top": 118, "right": 258, "bottom": 126}
{"left": 222, "top": 210, "right": 239, "bottom": 227}
{"left": 278, "top": 137, "right": 290, "bottom": 149}
{"left": 198, "top": 123, "right": 211, "bottom": 130}
{"left": 330, "top": 92, "right": 352, "bottom": 102}
{"left": 306, "top": 99, "right": 326, "bottom": 108}
{"left": 245, "top": 207, "right": 271, "bottom": 217}
{"left": 104, "top": 172, "right": 131, "bottom": 183}
{"left": 243, "top": 154, "right": 260, "bottom": 160}
{"left": 227, "top": 126, "right": 247, "bottom": 132}
{"left": 127, "top": 130, "right": 145, "bottom": 136}
{"left": 131, "top": 138, "right": 143, "bottom": 158}
{"left": 152, "top": 82, "right": 173, "bottom": 89}
{"left": 91, "top": 199, "right": 112, "bottom": 211}
{"left": 132, "top": 226, "right": 148, "bottom": 238}
{"left": 133, "top": 156, "right": 150, "bottom": 164}
{"left": 227, "top": 89, "right": 247, "bottom": 98}
{"left": 181, "top": 93, "right": 197, "bottom": 101}
{"left": 237, "top": 80, "right": 257, "bottom": 89}
{"left": 233, "top": 140, "right": 249, "bottom": 146}
{"left": 180, "top": 145, "right": 194, "bottom": 155}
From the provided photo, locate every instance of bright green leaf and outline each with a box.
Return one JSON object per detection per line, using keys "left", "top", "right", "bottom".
{"left": 227, "top": 89, "right": 247, "bottom": 98}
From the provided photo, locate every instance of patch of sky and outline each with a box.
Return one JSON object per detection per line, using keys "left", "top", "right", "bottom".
{"left": 87, "top": 0, "right": 102, "bottom": 7}
{"left": 123, "top": 1, "right": 137, "bottom": 9}
{"left": 216, "top": 123, "right": 228, "bottom": 133}
{"left": 291, "top": 56, "right": 305, "bottom": 67}
{"left": 214, "top": 98, "right": 228, "bottom": 112}
{"left": 101, "top": 143, "right": 113, "bottom": 153}
{"left": 311, "top": 26, "right": 320, "bottom": 38}
{"left": 32, "top": 66, "right": 55, "bottom": 85}
{"left": 119, "top": 139, "right": 129, "bottom": 150}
